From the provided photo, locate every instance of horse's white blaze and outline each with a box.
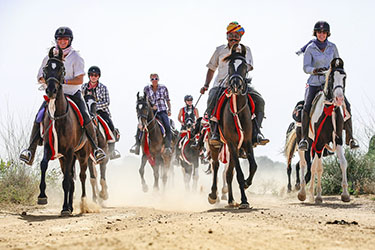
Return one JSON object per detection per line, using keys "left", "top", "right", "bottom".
{"left": 234, "top": 59, "right": 242, "bottom": 71}
{"left": 333, "top": 71, "right": 345, "bottom": 99}
{"left": 51, "top": 63, "right": 56, "bottom": 69}
{"left": 87, "top": 99, "right": 95, "bottom": 108}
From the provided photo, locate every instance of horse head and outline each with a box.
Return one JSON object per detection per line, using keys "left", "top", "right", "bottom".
{"left": 84, "top": 93, "right": 97, "bottom": 117}
{"left": 44, "top": 47, "right": 66, "bottom": 99}
{"left": 136, "top": 91, "right": 152, "bottom": 129}
{"left": 325, "top": 58, "right": 346, "bottom": 106}
{"left": 184, "top": 117, "right": 195, "bottom": 130}
{"left": 223, "top": 44, "right": 249, "bottom": 95}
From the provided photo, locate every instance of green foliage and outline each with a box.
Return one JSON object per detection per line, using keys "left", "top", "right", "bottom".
{"left": 322, "top": 147, "right": 375, "bottom": 195}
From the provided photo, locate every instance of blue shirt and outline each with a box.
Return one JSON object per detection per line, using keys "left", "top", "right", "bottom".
{"left": 303, "top": 41, "right": 339, "bottom": 87}
{"left": 144, "top": 84, "right": 170, "bottom": 112}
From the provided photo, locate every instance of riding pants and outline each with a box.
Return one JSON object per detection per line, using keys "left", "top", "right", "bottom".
{"left": 67, "top": 90, "right": 92, "bottom": 125}
{"left": 156, "top": 110, "right": 172, "bottom": 148}
{"left": 97, "top": 110, "right": 115, "bottom": 132}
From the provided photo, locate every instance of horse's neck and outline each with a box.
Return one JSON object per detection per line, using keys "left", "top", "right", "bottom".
{"left": 231, "top": 94, "right": 248, "bottom": 113}
{"left": 54, "top": 88, "right": 68, "bottom": 117}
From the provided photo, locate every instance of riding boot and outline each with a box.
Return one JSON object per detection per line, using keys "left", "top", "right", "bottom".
{"left": 108, "top": 143, "right": 121, "bottom": 160}
{"left": 130, "top": 129, "right": 141, "bottom": 155}
{"left": 164, "top": 134, "right": 172, "bottom": 155}
{"left": 344, "top": 118, "right": 359, "bottom": 149}
{"left": 254, "top": 112, "right": 269, "bottom": 146}
{"left": 209, "top": 120, "right": 221, "bottom": 146}
{"left": 85, "top": 122, "right": 106, "bottom": 163}
{"left": 19, "top": 122, "right": 42, "bottom": 165}
{"left": 298, "top": 110, "right": 310, "bottom": 151}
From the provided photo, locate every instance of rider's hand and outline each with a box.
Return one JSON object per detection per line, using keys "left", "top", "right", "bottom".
{"left": 200, "top": 85, "right": 208, "bottom": 94}
{"left": 152, "top": 105, "right": 157, "bottom": 111}
{"left": 313, "top": 67, "right": 328, "bottom": 75}
{"left": 167, "top": 110, "right": 171, "bottom": 116}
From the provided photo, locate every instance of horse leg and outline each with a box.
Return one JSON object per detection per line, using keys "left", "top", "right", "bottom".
{"left": 287, "top": 163, "right": 292, "bottom": 193}
{"left": 139, "top": 154, "right": 148, "bottom": 192}
{"left": 295, "top": 161, "right": 301, "bottom": 190}
{"left": 208, "top": 149, "right": 220, "bottom": 204}
{"left": 99, "top": 160, "right": 108, "bottom": 200}
{"left": 183, "top": 162, "right": 192, "bottom": 191}
{"left": 88, "top": 159, "right": 99, "bottom": 203}
{"left": 226, "top": 159, "right": 235, "bottom": 207}
{"left": 152, "top": 157, "right": 160, "bottom": 192}
{"left": 315, "top": 157, "right": 323, "bottom": 204}
{"left": 192, "top": 158, "right": 199, "bottom": 191}
{"left": 221, "top": 163, "right": 229, "bottom": 201}
{"left": 60, "top": 155, "right": 74, "bottom": 216}
{"left": 161, "top": 155, "right": 171, "bottom": 190}
{"left": 230, "top": 145, "right": 249, "bottom": 209}
{"left": 38, "top": 146, "right": 51, "bottom": 205}
{"left": 309, "top": 155, "right": 318, "bottom": 203}
{"left": 305, "top": 149, "right": 312, "bottom": 184}
{"left": 337, "top": 145, "right": 350, "bottom": 202}
{"left": 245, "top": 146, "right": 257, "bottom": 189}
{"left": 79, "top": 157, "right": 90, "bottom": 213}
{"left": 297, "top": 150, "right": 307, "bottom": 201}
{"left": 68, "top": 156, "right": 76, "bottom": 213}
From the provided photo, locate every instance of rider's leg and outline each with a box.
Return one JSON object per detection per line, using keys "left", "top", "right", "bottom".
{"left": 343, "top": 97, "right": 359, "bottom": 149}
{"left": 97, "top": 110, "right": 121, "bottom": 159}
{"left": 69, "top": 91, "right": 106, "bottom": 162}
{"left": 157, "top": 110, "right": 172, "bottom": 154}
{"left": 130, "top": 128, "right": 142, "bottom": 155}
{"left": 19, "top": 101, "right": 46, "bottom": 165}
{"left": 298, "top": 85, "right": 320, "bottom": 151}
{"left": 205, "top": 87, "right": 223, "bottom": 145}
{"left": 249, "top": 87, "right": 269, "bottom": 145}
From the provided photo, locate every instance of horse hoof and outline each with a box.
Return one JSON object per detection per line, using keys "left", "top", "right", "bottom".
{"left": 225, "top": 202, "right": 239, "bottom": 208}
{"left": 239, "top": 203, "right": 250, "bottom": 209}
{"left": 295, "top": 184, "right": 301, "bottom": 191}
{"left": 221, "top": 194, "right": 228, "bottom": 201}
{"left": 208, "top": 194, "right": 218, "bottom": 205}
{"left": 99, "top": 191, "right": 108, "bottom": 200}
{"left": 222, "top": 186, "right": 228, "bottom": 194}
{"left": 315, "top": 197, "right": 323, "bottom": 204}
{"left": 60, "top": 209, "right": 72, "bottom": 217}
{"left": 341, "top": 194, "right": 350, "bottom": 202}
{"left": 298, "top": 192, "right": 306, "bottom": 201}
{"left": 37, "top": 197, "right": 48, "bottom": 205}
{"left": 142, "top": 185, "right": 149, "bottom": 193}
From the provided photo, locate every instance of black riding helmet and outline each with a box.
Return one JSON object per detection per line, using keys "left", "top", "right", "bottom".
{"left": 55, "top": 27, "right": 73, "bottom": 47}
{"left": 184, "top": 95, "right": 193, "bottom": 102}
{"left": 313, "top": 21, "right": 330, "bottom": 37}
{"left": 88, "top": 66, "right": 101, "bottom": 76}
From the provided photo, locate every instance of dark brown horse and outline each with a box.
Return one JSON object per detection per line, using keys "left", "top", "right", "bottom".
{"left": 297, "top": 58, "right": 350, "bottom": 203}
{"left": 40, "top": 47, "right": 93, "bottom": 215}
{"left": 136, "top": 92, "right": 174, "bottom": 192}
{"left": 84, "top": 94, "right": 110, "bottom": 203}
{"left": 208, "top": 44, "right": 257, "bottom": 209}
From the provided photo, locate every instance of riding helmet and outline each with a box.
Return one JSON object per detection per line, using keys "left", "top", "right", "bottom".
{"left": 313, "top": 21, "right": 330, "bottom": 37}
{"left": 184, "top": 95, "right": 193, "bottom": 102}
{"left": 88, "top": 66, "right": 101, "bottom": 76}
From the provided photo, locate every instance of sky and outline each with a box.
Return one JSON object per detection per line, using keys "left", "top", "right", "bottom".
{"left": 0, "top": 0, "right": 375, "bottom": 163}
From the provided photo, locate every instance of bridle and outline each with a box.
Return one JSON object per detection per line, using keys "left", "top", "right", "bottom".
{"left": 137, "top": 99, "right": 157, "bottom": 131}
{"left": 227, "top": 55, "right": 248, "bottom": 96}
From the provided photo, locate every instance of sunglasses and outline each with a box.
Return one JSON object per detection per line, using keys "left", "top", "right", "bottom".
{"left": 228, "top": 33, "right": 241, "bottom": 39}
{"left": 186, "top": 99, "right": 193, "bottom": 101}
{"left": 90, "top": 74, "right": 99, "bottom": 77}
{"left": 151, "top": 78, "right": 159, "bottom": 81}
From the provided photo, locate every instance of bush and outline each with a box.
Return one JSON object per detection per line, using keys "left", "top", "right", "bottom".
{"left": 322, "top": 147, "right": 375, "bottom": 195}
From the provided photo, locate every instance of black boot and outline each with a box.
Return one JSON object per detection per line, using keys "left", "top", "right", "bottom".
{"left": 254, "top": 112, "right": 269, "bottom": 146}
{"left": 209, "top": 120, "right": 221, "bottom": 146}
{"left": 298, "top": 110, "right": 310, "bottom": 151}
{"left": 130, "top": 129, "right": 141, "bottom": 155}
{"left": 108, "top": 143, "right": 121, "bottom": 160}
{"left": 344, "top": 118, "right": 359, "bottom": 149}
{"left": 85, "top": 123, "right": 106, "bottom": 163}
{"left": 164, "top": 135, "right": 172, "bottom": 155}
{"left": 19, "top": 122, "right": 42, "bottom": 165}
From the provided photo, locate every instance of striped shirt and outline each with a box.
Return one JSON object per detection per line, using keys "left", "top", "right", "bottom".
{"left": 81, "top": 82, "right": 111, "bottom": 116}
{"left": 144, "top": 84, "right": 170, "bottom": 112}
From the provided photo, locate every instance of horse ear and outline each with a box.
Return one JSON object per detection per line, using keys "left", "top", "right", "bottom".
{"left": 137, "top": 92, "right": 140, "bottom": 99}
{"left": 331, "top": 58, "right": 344, "bottom": 69}
{"left": 240, "top": 44, "right": 246, "bottom": 57}
{"left": 48, "top": 47, "right": 55, "bottom": 58}
{"left": 57, "top": 47, "right": 63, "bottom": 60}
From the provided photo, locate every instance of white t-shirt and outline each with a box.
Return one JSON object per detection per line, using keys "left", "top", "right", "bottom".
{"left": 206, "top": 44, "right": 253, "bottom": 87}
{"left": 37, "top": 48, "right": 85, "bottom": 95}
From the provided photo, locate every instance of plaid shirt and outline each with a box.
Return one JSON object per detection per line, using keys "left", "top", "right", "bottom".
{"left": 81, "top": 82, "right": 111, "bottom": 116}
{"left": 144, "top": 84, "right": 170, "bottom": 112}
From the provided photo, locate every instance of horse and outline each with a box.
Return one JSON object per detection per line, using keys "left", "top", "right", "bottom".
{"left": 297, "top": 58, "right": 350, "bottom": 203}
{"left": 136, "top": 92, "right": 175, "bottom": 192}
{"left": 177, "top": 117, "right": 200, "bottom": 191}
{"left": 39, "top": 47, "right": 94, "bottom": 215}
{"left": 207, "top": 44, "right": 257, "bottom": 209}
{"left": 84, "top": 94, "right": 110, "bottom": 203}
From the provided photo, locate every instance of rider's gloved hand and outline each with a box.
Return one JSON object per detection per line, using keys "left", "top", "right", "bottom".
{"left": 313, "top": 67, "right": 329, "bottom": 75}
{"left": 200, "top": 85, "right": 208, "bottom": 94}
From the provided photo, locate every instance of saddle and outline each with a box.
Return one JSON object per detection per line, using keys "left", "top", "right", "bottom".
{"left": 96, "top": 115, "right": 116, "bottom": 143}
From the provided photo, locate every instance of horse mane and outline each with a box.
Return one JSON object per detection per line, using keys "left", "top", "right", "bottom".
{"left": 284, "top": 122, "right": 297, "bottom": 159}
{"left": 324, "top": 58, "right": 344, "bottom": 94}
{"left": 223, "top": 44, "right": 246, "bottom": 62}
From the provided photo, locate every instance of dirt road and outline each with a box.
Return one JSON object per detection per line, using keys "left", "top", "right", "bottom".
{"left": 1, "top": 193, "right": 375, "bottom": 250}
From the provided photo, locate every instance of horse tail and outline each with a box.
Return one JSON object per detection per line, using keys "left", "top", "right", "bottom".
{"left": 284, "top": 123, "right": 297, "bottom": 162}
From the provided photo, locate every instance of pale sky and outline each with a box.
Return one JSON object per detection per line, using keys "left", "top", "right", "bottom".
{"left": 1, "top": 0, "right": 374, "bottom": 163}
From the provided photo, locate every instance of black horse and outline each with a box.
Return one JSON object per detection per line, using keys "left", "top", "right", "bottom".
{"left": 208, "top": 44, "right": 257, "bottom": 209}
{"left": 40, "top": 47, "right": 94, "bottom": 215}
{"left": 298, "top": 58, "right": 350, "bottom": 203}
{"left": 177, "top": 117, "right": 200, "bottom": 191}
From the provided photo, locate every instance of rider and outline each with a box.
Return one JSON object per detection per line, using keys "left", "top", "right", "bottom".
{"left": 297, "top": 21, "right": 359, "bottom": 151}
{"left": 82, "top": 66, "right": 121, "bottom": 160}
{"left": 130, "top": 73, "right": 173, "bottom": 155}
{"left": 177, "top": 95, "right": 199, "bottom": 131}
{"left": 19, "top": 26, "right": 106, "bottom": 165}
{"left": 198, "top": 21, "right": 269, "bottom": 147}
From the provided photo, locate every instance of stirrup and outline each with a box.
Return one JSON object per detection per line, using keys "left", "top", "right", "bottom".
{"left": 129, "top": 144, "right": 140, "bottom": 155}
{"left": 19, "top": 149, "right": 33, "bottom": 165}
{"left": 349, "top": 139, "right": 359, "bottom": 149}
{"left": 109, "top": 150, "right": 121, "bottom": 160}
{"left": 94, "top": 148, "right": 106, "bottom": 162}
{"left": 298, "top": 139, "right": 309, "bottom": 151}
{"left": 257, "top": 134, "right": 269, "bottom": 146}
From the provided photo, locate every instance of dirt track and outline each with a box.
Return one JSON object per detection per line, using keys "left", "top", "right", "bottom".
{"left": 1, "top": 158, "right": 375, "bottom": 249}
{"left": 1, "top": 194, "right": 375, "bottom": 250}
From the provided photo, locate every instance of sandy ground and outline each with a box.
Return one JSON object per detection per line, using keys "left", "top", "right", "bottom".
{"left": 1, "top": 157, "right": 375, "bottom": 250}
